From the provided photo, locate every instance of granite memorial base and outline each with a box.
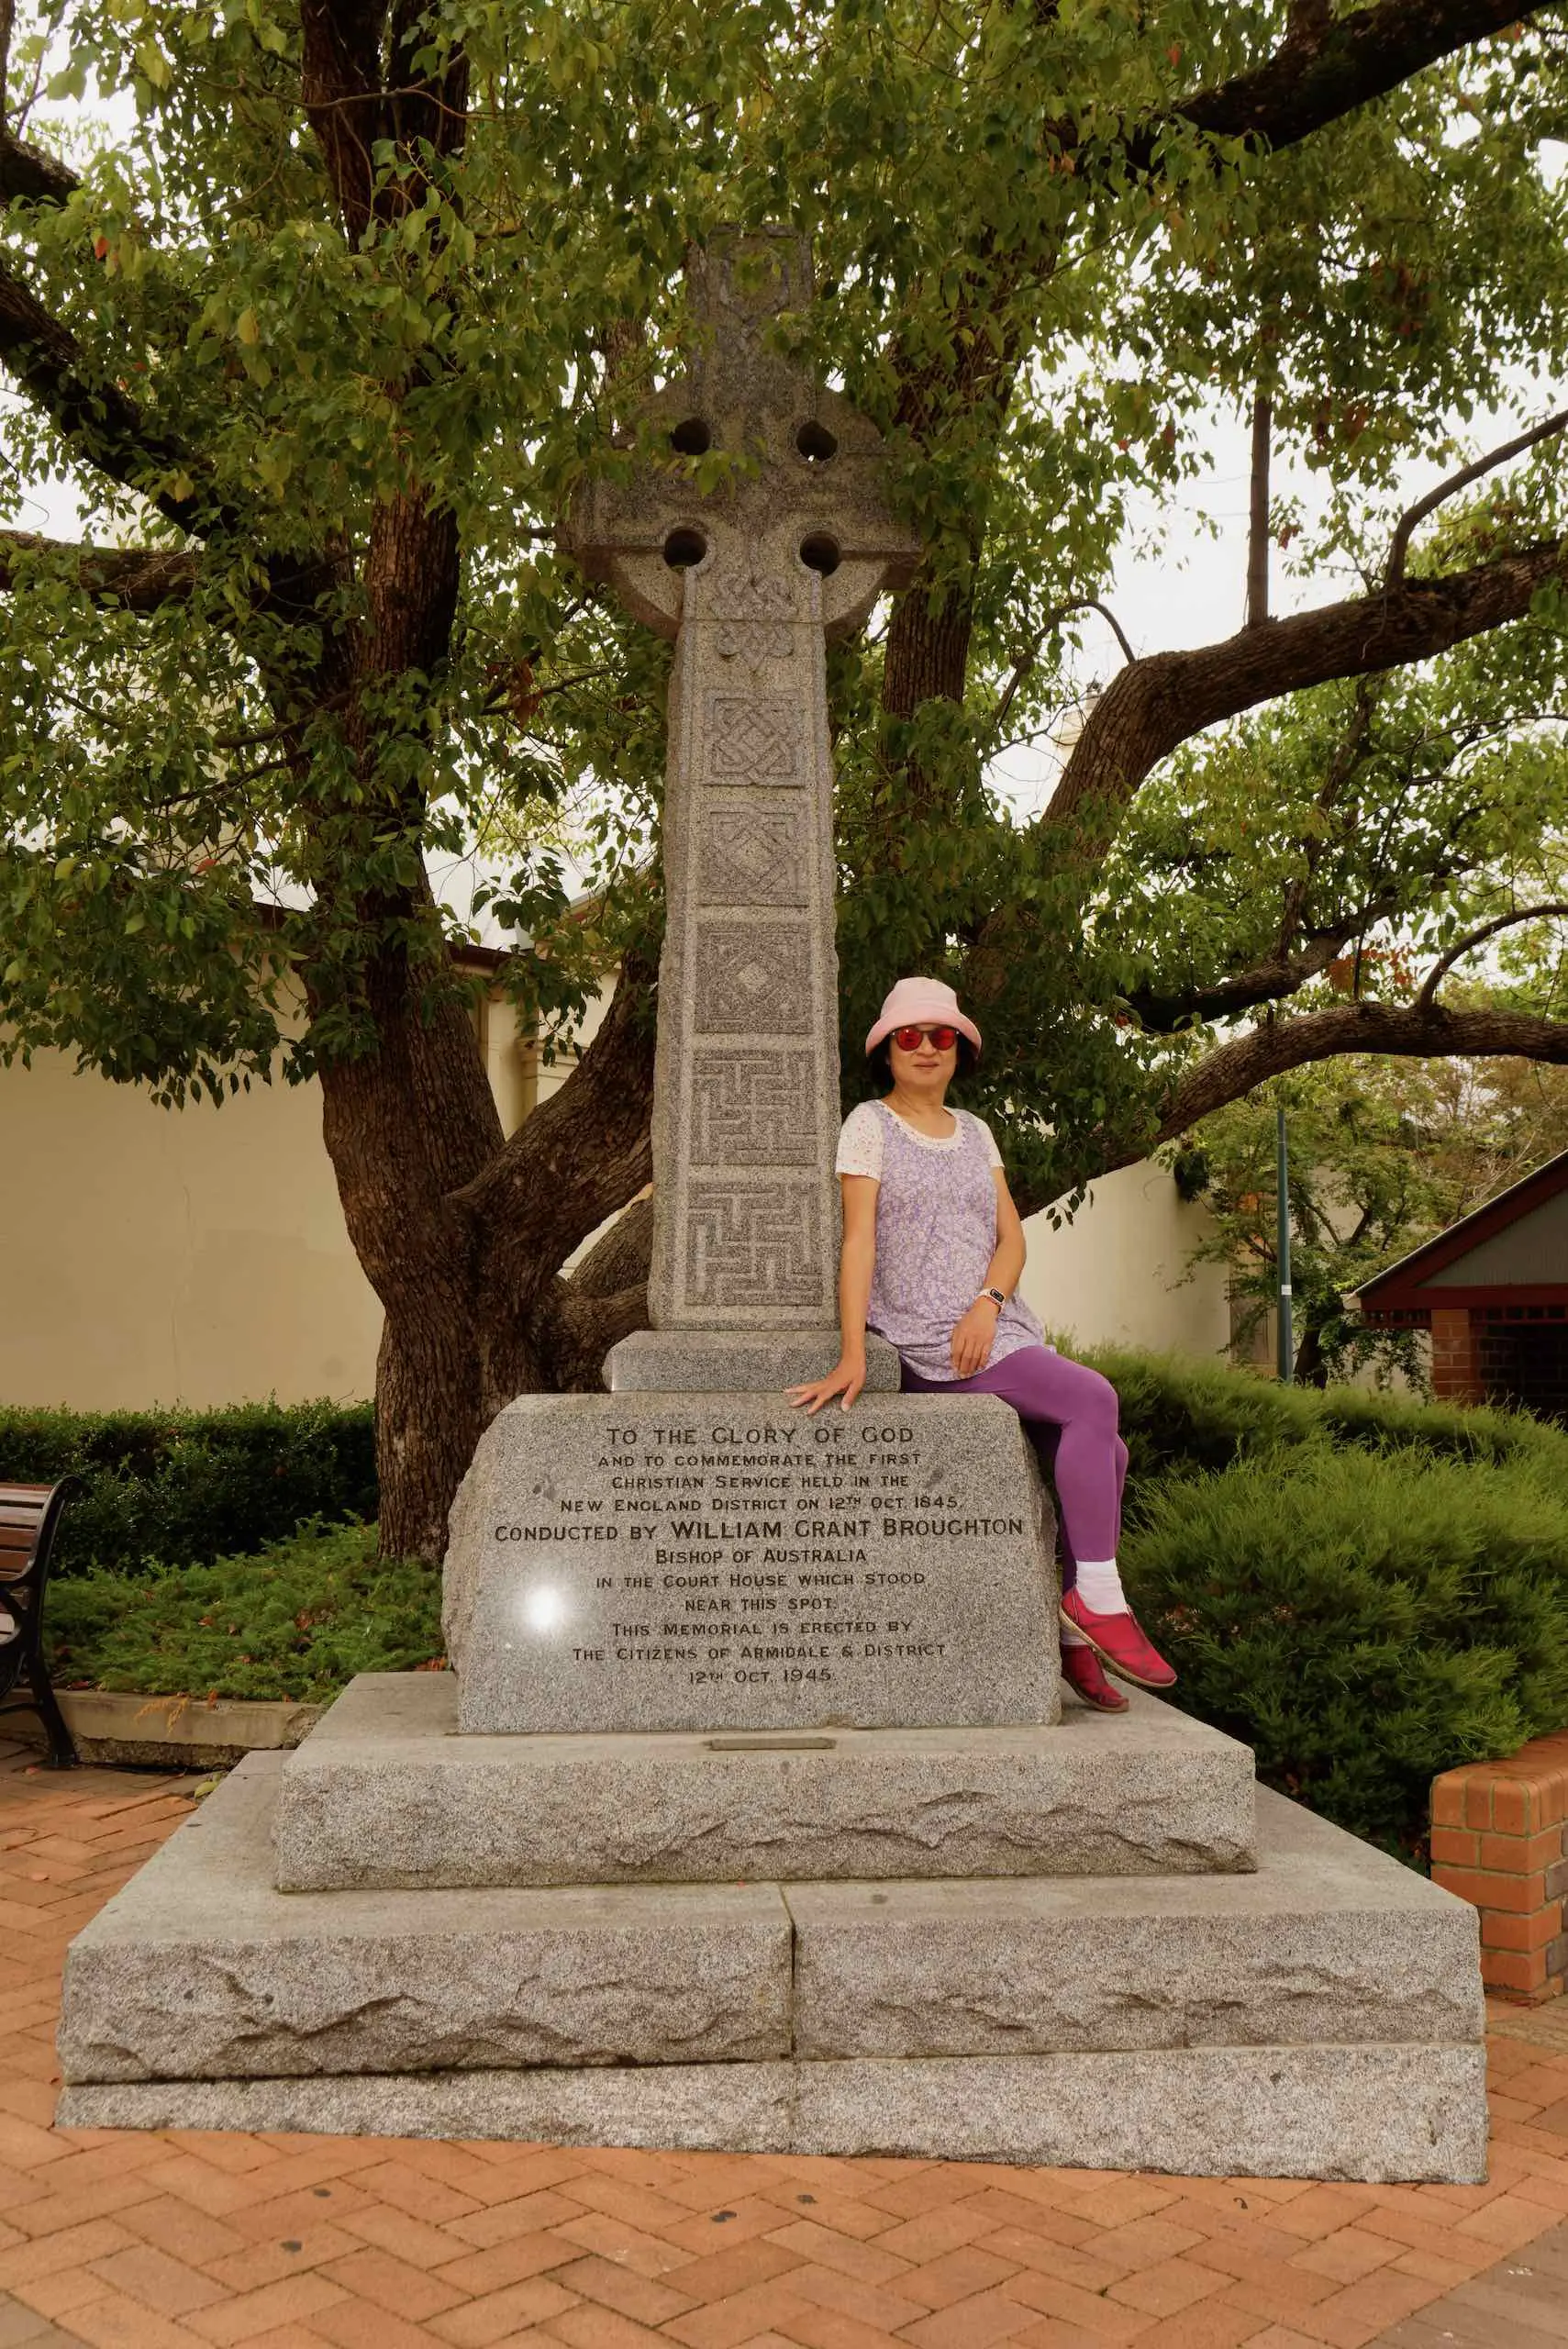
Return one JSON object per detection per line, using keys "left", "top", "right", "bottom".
{"left": 58, "top": 1749, "right": 1486, "bottom": 2181}
{"left": 271, "top": 1671, "right": 1257, "bottom": 1889}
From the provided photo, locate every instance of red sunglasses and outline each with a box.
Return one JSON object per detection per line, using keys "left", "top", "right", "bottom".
{"left": 891, "top": 1024, "right": 958, "bottom": 1052}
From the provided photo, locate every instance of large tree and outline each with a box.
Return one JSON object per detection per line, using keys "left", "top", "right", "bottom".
{"left": 5, "top": 0, "right": 1568, "bottom": 1556}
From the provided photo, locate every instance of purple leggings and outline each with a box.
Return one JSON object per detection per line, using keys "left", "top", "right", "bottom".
{"left": 900, "top": 1344, "right": 1126, "bottom": 1585}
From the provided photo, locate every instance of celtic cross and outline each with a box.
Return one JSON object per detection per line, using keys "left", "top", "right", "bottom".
{"left": 567, "top": 231, "right": 918, "bottom": 1333}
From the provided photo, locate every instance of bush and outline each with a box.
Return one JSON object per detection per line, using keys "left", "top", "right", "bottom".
{"left": 0, "top": 1399, "right": 376, "bottom": 1576}
{"left": 1120, "top": 1442, "right": 1568, "bottom": 1860}
{"left": 1082, "top": 1341, "right": 1568, "bottom": 1486}
{"left": 46, "top": 1519, "right": 442, "bottom": 1704}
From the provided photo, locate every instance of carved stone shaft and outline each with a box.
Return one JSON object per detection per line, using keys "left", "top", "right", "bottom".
{"left": 568, "top": 233, "right": 917, "bottom": 1329}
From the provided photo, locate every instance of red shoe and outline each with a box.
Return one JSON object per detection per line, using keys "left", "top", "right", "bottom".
{"left": 1060, "top": 1642, "right": 1129, "bottom": 1711}
{"left": 1060, "top": 1589, "right": 1176, "bottom": 1689}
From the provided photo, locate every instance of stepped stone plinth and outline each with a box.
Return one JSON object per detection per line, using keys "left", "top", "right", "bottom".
{"left": 58, "top": 1749, "right": 1485, "bottom": 2182}
{"left": 272, "top": 1672, "right": 1255, "bottom": 1889}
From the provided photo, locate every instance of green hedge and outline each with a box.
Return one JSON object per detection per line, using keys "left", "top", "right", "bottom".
{"left": 1084, "top": 1342, "right": 1567, "bottom": 1484}
{"left": 1090, "top": 1350, "right": 1568, "bottom": 1860}
{"left": 0, "top": 1399, "right": 375, "bottom": 1576}
{"left": 47, "top": 1519, "right": 442, "bottom": 1704}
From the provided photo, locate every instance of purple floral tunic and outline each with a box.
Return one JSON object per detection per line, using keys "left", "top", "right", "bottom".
{"left": 835, "top": 1101, "right": 1047, "bottom": 1382}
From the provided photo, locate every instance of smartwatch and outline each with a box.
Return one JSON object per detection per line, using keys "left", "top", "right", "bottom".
{"left": 979, "top": 1287, "right": 1006, "bottom": 1310}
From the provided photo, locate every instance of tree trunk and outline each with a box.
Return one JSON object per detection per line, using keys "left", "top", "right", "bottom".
{"left": 374, "top": 1295, "right": 486, "bottom": 1563}
{"left": 1294, "top": 1318, "right": 1329, "bottom": 1388}
{"left": 882, "top": 576, "right": 973, "bottom": 722}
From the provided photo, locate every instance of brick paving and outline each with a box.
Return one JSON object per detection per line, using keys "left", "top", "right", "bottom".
{"left": 5, "top": 1740, "right": 1568, "bottom": 2349}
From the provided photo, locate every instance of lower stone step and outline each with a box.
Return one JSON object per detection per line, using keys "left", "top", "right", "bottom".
{"left": 61, "top": 1755, "right": 1479, "bottom": 2093}
{"left": 272, "top": 1673, "right": 1257, "bottom": 1889}
{"left": 58, "top": 2043, "right": 1487, "bottom": 2184}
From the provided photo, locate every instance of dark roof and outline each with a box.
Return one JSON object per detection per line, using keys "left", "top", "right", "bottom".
{"left": 1352, "top": 1146, "right": 1568, "bottom": 1321}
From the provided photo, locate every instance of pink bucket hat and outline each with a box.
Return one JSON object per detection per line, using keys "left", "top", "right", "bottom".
{"left": 865, "top": 976, "right": 982, "bottom": 1057}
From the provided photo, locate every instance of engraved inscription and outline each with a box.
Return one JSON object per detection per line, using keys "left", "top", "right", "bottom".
{"left": 706, "top": 694, "right": 804, "bottom": 785}
{"left": 698, "top": 803, "right": 807, "bottom": 906}
{"left": 693, "top": 921, "right": 813, "bottom": 1034}
{"left": 462, "top": 1395, "right": 1055, "bottom": 1734}
{"left": 685, "top": 1180, "right": 825, "bottom": 1308}
{"left": 691, "top": 1050, "right": 818, "bottom": 1165}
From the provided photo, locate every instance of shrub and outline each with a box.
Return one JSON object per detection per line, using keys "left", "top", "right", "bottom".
{"left": 1081, "top": 1341, "right": 1568, "bottom": 1487}
{"left": 46, "top": 1519, "right": 441, "bottom": 1704}
{"left": 1120, "top": 1443, "right": 1568, "bottom": 1860}
{"left": 0, "top": 1399, "right": 376, "bottom": 1575}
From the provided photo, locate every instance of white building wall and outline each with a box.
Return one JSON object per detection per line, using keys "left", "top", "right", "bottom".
{"left": 1018, "top": 1162, "right": 1231, "bottom": 1362}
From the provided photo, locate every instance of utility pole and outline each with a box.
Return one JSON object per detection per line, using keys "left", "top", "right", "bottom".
{"left": 1276, "top": 1097, "right": 1294, "bottom": 1384}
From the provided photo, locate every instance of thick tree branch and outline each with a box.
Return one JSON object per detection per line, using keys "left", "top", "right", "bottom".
{"left": 1416, "top": 902, "right": 1568, "bottom": 1008}
{"left": 1155, "top": 1000, "right": 1568, "bottom": 1145}
{"left": 299, "top": 0, "right": 387, "bottom": 242}
{"left": 1386, "top": 408, "right": 1568, "bottom": 585}
{"left": 457, "top": 950, "right": 657, "bottom": 1301}
{"left": 532, "top": 1193, "right": 657, "bottom": 1389}
{"left": 1042, "top": 535, "right": 1567, "bottom": 844}
{"left": 0, "top": 263, "right": 224, "bottom": 538}
{"left": 0, "top": 529, "right": 197, "bottom": 606}
{"left": 563, "top": 1192, "right": 654, "bottom": 1298}
{"left": 1245, "top": 389, "right": 1272, "bottom": 627}
{"left": 1128, "top": 894, "right": 1405, "bottom": 1032}
{"left": 0, "top": 0, "right": 76, "bottom": 203}
{"left": 301, "top": 0, "right": 468, "bottom": 244}
{"left": 1167, "top": 1, "right": 1549, "bottom": 161}
{"left": 0, "top": 125, "right": 77, "bottom": 206}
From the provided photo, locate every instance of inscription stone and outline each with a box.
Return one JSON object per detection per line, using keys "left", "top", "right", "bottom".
{"left": 442, "top": 1392, "right": 1057, "bottom": 1735}
{"left": 566, "top": 229, "right": 918, "bottom": 1327}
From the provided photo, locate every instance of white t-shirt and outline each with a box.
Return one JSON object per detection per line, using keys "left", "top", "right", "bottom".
{"left": 835, "top": 1100, "right": 1004, "bottom": 1182}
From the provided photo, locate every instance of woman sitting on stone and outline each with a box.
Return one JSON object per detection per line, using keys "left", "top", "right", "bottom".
{"left": 786, "top": 975, "right": 1174, "bottom": 1711}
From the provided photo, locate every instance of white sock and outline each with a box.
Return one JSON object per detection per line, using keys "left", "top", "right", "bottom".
{"left": 1060, "top": 1621, "right": 1090, "bottom": 1649}
{"left": 1073, "top": 1559, "right": 1127, "bottom": 1614}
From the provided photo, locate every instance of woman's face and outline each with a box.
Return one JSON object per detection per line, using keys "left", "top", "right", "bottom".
{"left": 889, "top": 1027, "right": 958, "bottom": 1090}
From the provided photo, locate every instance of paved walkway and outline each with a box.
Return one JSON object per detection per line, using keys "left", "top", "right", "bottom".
{"left": 3, "top": 1741, "right": 1567, "bottom": 2349}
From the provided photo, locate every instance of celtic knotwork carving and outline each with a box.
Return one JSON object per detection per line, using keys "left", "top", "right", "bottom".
{"left": 715, "top": 577, "right": 796, "bottom": 663}
{"left": 706, "top": 693, "right": 804, "bottom": 785}
{"left": 698, "top": 803, "right": 807, "bottom": 906}
{"left": 693, "top": 922, "right": 813, "bottom": 1034}
{"left": 691, "top": 1051, "right": 818, "bottom": 1165}
{"left": 684, "top": 1180, "right": 826, "bottom": 1308}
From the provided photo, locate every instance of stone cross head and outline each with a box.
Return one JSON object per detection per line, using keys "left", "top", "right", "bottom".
{"left": 569, "top": 230, "right": 918, "bottom": 644}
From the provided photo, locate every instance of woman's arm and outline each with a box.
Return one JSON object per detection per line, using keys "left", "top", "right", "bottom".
{"left": 786, "top": 1174, "right": 879, "bottom": 1414}
{"left": 950, "top": 1168, "right": 1029, "bottom": 1375}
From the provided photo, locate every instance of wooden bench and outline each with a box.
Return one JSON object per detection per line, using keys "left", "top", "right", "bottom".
{"left": 0, "top": 1481, "right": 80, "bottom": 1768}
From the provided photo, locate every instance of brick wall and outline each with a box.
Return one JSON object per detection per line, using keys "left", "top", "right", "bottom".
{"left": 1429, "top": 1306, "right": 1483, "bottom": 1404}
{"left": 1431, "top": 1730, "right": 1568, "bottom": 2000}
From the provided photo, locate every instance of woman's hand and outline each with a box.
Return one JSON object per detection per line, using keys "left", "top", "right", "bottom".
{"left": 950, "top": 1298, "right": 1000, "bottom": 1377}
{"left": 786, "top": 1355, "right": 866, "bottom": 1417}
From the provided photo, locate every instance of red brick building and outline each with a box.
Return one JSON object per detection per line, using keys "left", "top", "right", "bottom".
{"left": 1353, "top": 1148, "right": 1568, "bottom": 1417}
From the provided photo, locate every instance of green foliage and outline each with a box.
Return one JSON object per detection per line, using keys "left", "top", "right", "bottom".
{"left": 1078, "top": 1344, "right": 1568, "bottom": 1855}
{"left": 1120, "top": 1444, "right": 1568, "bottom": 1861}
{"left": 1167, "top": 1050, "right": 1568, "bottom": 1386}
{"left": 0, "top": 1399, "right": 375, "bottom": 1577}
{"left": 1086, "top": 1339, "right": 1568, "bottom": 1486}
{"left": 45, "top": 1519, "right": 441, "bottom": 1704}
{"left": 6, "top": 3, "right": 1568, "bottom": 1186}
